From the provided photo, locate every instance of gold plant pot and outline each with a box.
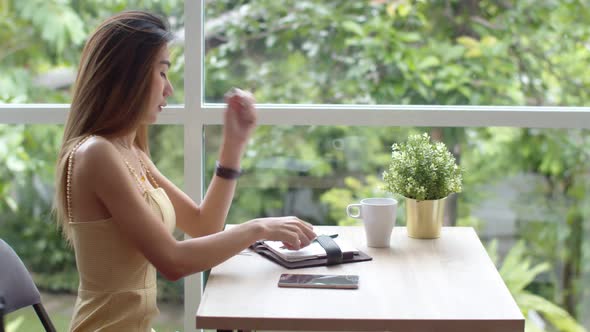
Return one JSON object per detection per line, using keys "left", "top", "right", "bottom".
{"left": 405, "top": 197, "right": 446, "bottom": 239}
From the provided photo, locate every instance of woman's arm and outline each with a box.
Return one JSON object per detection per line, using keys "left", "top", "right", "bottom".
{"left": 142, "top": 152, "right": 242, "bottom": 239}
{"left": 81, "top": 137, "right": 315, "bottom": 281}
{"left": 144, "top": 89, "right": 257, "bottom": 238}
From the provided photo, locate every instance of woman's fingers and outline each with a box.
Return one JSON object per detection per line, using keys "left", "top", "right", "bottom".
{"left": 224, "top": 88, "right": 254, "bottom": 110}
{"left": 289, "top": 216, "right": 317, "bottom": 243}
{"left": 224, "top": 88, "right": 256, "bottom": 127}
{"left": 300, "top": 220, "right": 316, "bottom": 237}
{"left": 256, "top": 215, "right": 317, "bottom": 250}
{"left": 280, "top": 217, "right": 316, "bottom": 249}
{"left": 280, "top": 230, "right": 302, "bottom": 250}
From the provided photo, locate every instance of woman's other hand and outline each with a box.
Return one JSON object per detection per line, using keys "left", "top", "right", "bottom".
{"left": 223, "top": 88, "right": 257, "bottom": 147}
{"left": 251, "top": 216, "right": 317, "bottom": 250}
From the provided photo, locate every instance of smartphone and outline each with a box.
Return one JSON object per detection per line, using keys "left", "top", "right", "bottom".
{"left": 278, "top": 273, "right": 359, "bottom": 289}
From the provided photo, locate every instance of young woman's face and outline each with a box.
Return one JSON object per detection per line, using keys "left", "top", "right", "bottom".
{"left": 145, "top": 46, "right": 174, "bottom": 124}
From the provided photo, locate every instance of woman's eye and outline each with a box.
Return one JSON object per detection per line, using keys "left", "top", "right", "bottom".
{"left": 160, "top": 72, "right": 167, "bottom": 79}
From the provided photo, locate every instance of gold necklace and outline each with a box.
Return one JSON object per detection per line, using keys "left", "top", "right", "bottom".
{"left": 137, "top": 157, "right": 158, "bottom": 187}
{"left": 114, "top": 143, "right": 158, "bottom": 188}
{"left": 111, "top": 140, "right": 143, "bottom": 179}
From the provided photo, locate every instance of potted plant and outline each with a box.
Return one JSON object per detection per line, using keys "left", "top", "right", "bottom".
{"left": 383, "top": 133, "right": 462, "bottom": 238}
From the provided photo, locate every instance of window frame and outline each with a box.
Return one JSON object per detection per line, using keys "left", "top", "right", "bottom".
{"left": 2, "top": 1, "right": 590, "bottom": 330}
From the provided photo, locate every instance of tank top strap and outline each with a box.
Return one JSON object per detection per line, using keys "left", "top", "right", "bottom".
{"left": 66, "top": 135, "right": 95, "bottom": 224}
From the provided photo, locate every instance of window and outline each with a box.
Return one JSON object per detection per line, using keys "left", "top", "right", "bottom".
{"left": 0, "top": 1, "right": 185, "bottom": 105}
{"left": 204, "top": 1, "right": 590, "bottom": 106}
{"left": 2, "top": 1, "right": 590, "bottom": 331}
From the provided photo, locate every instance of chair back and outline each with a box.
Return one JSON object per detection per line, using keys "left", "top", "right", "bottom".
{"left": 0, "top": 294, "right": 5, "bottom": 332}
{"left": 0, "top": 239, "right": 57, "bottom": 332}
{"left": 0, "top": 239, "right": 41, "bottom": 314}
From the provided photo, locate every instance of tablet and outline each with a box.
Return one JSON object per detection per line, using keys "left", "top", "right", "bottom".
{"left": 278, "top": 273, "right": 359, "bottom": 289}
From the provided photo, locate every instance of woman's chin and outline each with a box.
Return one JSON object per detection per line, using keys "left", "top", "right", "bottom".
{"left": 142, "top": 114, "right": 158, "bottom": 125}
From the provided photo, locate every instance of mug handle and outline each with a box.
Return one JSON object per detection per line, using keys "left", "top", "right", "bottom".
{"left": 346, "top": 204, "right": 362, "bottom": 218}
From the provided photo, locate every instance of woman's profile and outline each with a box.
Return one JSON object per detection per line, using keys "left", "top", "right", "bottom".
{"left": 54, "top": 10, "right": 315, "bottom": 331}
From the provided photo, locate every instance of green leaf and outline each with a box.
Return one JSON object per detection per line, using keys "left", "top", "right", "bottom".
{"left": 457, "top": 36, "right": 479, "bottom": 48}
{"left": 516, "top": 292, "right": 586, "bottom": 332}
{"left": 417, "top": 56, "right": 440, "bottom": 70}
{"left": 485, "top": 239, "right": 499, "bottom": 265}
{"left": 342, "top": 21, "right": 364, "bottom": 37}
{"left": 6, "top": 316, "right": 25, "bottom": 332}
{"left": 499, "top": 241, "right": 550, "bottom": 293}
{"left": 397, "top": 32, "right": 422, "bottom": 43}
{"left": 397, "top": 3, "right": 412, "bottom": 17}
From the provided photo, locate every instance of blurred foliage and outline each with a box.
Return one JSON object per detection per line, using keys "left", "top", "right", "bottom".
{"left": 204, "top": 0, "right": 590, "bottom": 105}
{"left": 1, "top": 0, "right": 590, "bottom": 330}
{"left": 488, "top": 240, "right": 586, "bottom": 332}
{"left": 6, "top": 316, "right": 25, "bottom": 332}
{"left": 0, "top": 0, "right": 185, "bottom": 303}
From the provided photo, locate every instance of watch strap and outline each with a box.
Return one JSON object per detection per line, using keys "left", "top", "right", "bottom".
{"left": 215, "top": 161, "right": 242, "bottom": 180}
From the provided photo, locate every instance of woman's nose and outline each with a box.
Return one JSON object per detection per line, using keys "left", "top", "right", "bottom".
{"left": 165, "top": 81, "right": 174, "bottom": 97}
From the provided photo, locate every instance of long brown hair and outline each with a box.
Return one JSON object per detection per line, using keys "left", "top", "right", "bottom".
{"left": 54, "top": 10, "right": 173, "bottom": 240}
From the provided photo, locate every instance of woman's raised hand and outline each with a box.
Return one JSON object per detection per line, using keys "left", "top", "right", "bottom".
{"left": 223, "top": 88, "right": 257, "bottom": 146}
{"left": 252, "top": 216, "right": 317, "bottom": 250}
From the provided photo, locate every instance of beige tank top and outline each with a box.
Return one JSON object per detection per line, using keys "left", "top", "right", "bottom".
{"left": 67, "top": 137, "right": 176, "bottom": 332}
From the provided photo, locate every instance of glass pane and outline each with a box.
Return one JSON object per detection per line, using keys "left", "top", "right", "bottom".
{"left": 0, "top": 124, "right": 183, "bottom": 330}
{"left": 204, "top": 124, "right": 590, "bottom": 329}
{"left": 204, "top": 1, "right": 590, "bottom": 106}
{"left": 0, "top": 1, "right": 184, "bottom": 105}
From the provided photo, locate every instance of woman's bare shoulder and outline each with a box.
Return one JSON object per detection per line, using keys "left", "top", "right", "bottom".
{"left": 74, "top": 136, "right": 122, "bottom": 174}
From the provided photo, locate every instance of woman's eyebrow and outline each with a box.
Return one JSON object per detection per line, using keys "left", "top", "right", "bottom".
{"left": 159, "top": 60, "right": 171, "bottom": 67}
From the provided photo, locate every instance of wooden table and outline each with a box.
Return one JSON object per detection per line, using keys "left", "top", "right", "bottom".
{"left": 196, "top": 226, "right": 524, "bottom": 331}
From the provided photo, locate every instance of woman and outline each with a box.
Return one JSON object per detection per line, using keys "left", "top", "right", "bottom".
{"left": 54, "top": 11, "right": 316, "bottom": 331}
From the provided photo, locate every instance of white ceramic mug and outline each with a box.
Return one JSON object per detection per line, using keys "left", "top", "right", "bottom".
{"left": 346, "top": 198, "right": 398, "bottom": 248}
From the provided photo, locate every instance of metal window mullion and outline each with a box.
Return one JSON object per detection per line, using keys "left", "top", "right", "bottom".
{"left": 0, "top": 105, "right": 68, "bottom": 124}
{"left": 183, "top": 1, "right": 203, "bottom": 332}
{"left": 3, "top": 105, "right": 590, "bottom": 128}
{"left": 198, "top": 105, "right": 590, "bottom": 129}
{"left": 0, "top": 105, "right": 186, "bottom": 124}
